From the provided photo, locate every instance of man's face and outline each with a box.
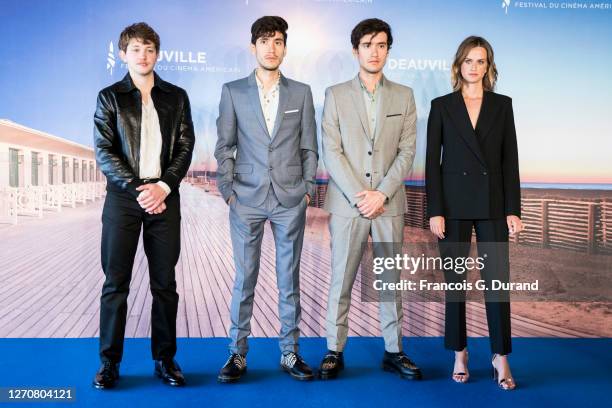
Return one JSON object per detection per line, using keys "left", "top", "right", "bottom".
{"left": 353, "top": 31, "right": 389, "bottom": 74}
{"left": 250, "top": 31, "right": 286, "bottom": 71}
{"left": 119, "top": 38, "right": 158, "bottom": 76}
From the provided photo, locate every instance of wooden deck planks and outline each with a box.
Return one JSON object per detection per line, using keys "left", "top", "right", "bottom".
{"left": 0, "top": 183, "right": 595, "bottom": 339}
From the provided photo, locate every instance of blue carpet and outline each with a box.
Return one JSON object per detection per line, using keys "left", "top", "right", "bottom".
{"left": 0, "top": 337, "right": 609, "bottom": 407}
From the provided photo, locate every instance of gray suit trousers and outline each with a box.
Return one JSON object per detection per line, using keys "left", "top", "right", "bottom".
{"left": 326, "top": 213, "right": 405, "bottom": 353}
{"left": 228, "top": 186, "right": 307, "bottom": 354}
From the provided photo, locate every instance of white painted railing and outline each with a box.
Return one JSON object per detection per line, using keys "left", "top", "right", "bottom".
{"left": 0, "top": 182, "right": 106, "bottom": 224}
{"left": 61, "top": 184, "right": 77, "bottom": 208}
{"left": 75, "top": 184, "right": 88, "bottom": 204}
{"left": 95, "top": 182, "right": 106, "bottom": 198}
{"left": 14, "top": 186, "right": 43, "bottom": 218}
{"left": 42, "top": 185, "right": 62, "bottom": 212}
{"left": 85, "top": 182, "right": 96, "bottom": 201}
{"left": 0, "top": 188, "right": 18, "bottom": 224}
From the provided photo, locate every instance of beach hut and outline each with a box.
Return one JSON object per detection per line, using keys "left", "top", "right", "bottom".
{"left": 0, "top": 119, "right": 105, "bottom": 224}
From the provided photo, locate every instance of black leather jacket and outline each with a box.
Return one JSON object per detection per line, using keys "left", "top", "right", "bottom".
{"left": 94, "top": 73, "right": 195, "bottom": 197}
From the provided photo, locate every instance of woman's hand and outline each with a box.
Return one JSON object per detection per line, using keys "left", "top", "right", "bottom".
{"left": 506, "top": 215, "right": 524, "bottom": 237}
{"left": 430, "top": 216, "right": 446, "bottom": 239}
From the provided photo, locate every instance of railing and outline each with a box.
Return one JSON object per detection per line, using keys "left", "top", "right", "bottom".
{"left": 75, "top": 183, "right": 88, "bottom": 204}
{"left": 309, "top": 182, "right": 612, "bottom": 255}
{"left": 14, "top": 186, "right": 43, "bottom": 218}
{"left": 518, "top": 198, "right": 610, "bottom": 254}
{"left": 42, "top": 185, "right": 62, "bottom": 212}
{"left": 602, "top": 201, "right": 612, "bottom": 253}
{"left": 61, "top": 184, "right": 77, "bottom": 208}
{"left": 0, "top": 182, "right": 106, "bottom": 225}
{"left": 0, "top": 188, "right": 17, "bottom": 224}
{"left": 404, "top": 189, "right": 429, "bottom": 229}
{"left": 187, "top": 176, "right": 216, "bottom": 193}
{"left": 314, "top": 184, "right": 327, "bottom": 208}
{"left": 85, "top": 182, "right": 97, "bottom": 201}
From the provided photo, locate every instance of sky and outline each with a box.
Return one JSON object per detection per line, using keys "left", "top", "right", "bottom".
{"left": 1, "top": 0, "right": 610, "bottom": 184}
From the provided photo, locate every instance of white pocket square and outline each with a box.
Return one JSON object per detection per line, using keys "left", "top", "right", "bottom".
{"left": 284, "top": 109, "right": 299, "bottom": 114}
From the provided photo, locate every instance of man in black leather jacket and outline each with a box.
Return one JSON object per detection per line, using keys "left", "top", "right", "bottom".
{"left": 92, "top": 22, "right": 194, "bottom": 389}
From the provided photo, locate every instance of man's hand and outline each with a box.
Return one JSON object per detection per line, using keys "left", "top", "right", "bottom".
{"left": 355, "top": 190, "right": 386, "bottom": 219}
{"left": 429, "top": 216, "right": 445, "bottom": 239}
{"left": 305, "top": 194, "right": 311, "bottom": 206}
{"left": 368, "top": 206, "right": 385, "bottom": 219}
{"left": 507, "top": 215, "right": 524, "bottom": 237}
{"left": 149, "top": 202, "right": 167, "bottom": 215}
{"left": 136, "top": 183, "right": 169, "bottom": 213}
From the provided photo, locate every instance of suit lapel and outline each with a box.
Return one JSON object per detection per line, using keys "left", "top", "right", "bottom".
{"left": 373, "top": 79, "right": 393, "bottom": 149}
{"left": 247, "top": 72, "right": 271, "bottom": 138}
{"left": 474, "top": 91, "right": 500, "bottom": 141}
{"left": 446, "top": 91, "right": 486, "bottom": 166}
{"left": 270, "top": 75, "right": 289, "bottom": 140}
{"left": 350, "top": 77, "right": 373, "bottom": 145}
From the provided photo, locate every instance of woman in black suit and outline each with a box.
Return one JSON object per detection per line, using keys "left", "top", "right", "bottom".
{"left": 425, "top": 36, "right": 523, "bottom": 390}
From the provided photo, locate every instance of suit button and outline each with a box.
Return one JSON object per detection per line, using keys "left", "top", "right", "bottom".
{"left": 268, "top": 146, "right": 273, "bottom": 152}
{"left": 269, "top": 166, "right": 273, "bottom": 171}
{"left": 366, "top": 172, "right": 371, "bottom": 177}
{"left": 462, "top": 171, "right": 467, "bottom": 176}
{"left": 483, "top": 171, "right": 488, "bottom": 175}
{"left": 368, "top": 151, "right": 372, "bottom": 155}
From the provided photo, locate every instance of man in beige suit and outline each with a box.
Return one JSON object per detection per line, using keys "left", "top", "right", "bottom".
{"left": 318, "top": 18, "right": 422, "bottom": 380}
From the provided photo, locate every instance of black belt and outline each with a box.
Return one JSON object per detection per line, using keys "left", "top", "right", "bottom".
{"left": 141, "top": 178, "right": 160, "bottom": 184}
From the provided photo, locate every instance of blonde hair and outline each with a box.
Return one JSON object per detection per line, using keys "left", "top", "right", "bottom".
{"left": 451, "top": 36, "right": 498, "bottom": 91}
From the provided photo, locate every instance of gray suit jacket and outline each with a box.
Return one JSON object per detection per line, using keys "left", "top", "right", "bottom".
{"left": 322, "top": 75, "right": 417, "bottom": 217}
{"left": 214, "top": 71, "right": 318, "bottom": 208}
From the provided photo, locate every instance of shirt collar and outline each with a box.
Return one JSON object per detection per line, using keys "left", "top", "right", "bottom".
{"left": 255, "top": 68, "right": 281, "bottom": 91}
{"left": 116, "top": 72, "right": 171, "bottom": 94}
{"left": 358, "top": 74, "right": 384, "bottom": 97}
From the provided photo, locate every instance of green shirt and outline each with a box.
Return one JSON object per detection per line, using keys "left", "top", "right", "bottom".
{"left": 359, "top": 75, "right": 384, "bottom": 139}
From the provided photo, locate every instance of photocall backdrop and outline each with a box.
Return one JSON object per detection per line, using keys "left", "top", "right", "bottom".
{"left": 2, "top": 0, "right": 611, "bottom": 185}
{"left": 0, "top": 0, "right": 610, "bottom": 340}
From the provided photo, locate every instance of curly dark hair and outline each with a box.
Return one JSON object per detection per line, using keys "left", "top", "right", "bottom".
{"left": 350, "top": 18, "right": 393, "bottom": 50}
{"left": 251, "top": 16, "right": 288, "bottom": 45}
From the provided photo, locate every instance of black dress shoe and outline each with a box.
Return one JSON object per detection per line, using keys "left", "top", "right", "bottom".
{"left": 382, "top": 351, "right": 422, "bottom": 380}
{"left": 92, "top": 361, "right": 120, "bottom": 389}
{"left": 154, "top": 359, "right": 186, "bottom": 386}
{"left": 319, "top": 350, "right": 344, "bottom": 380}
{"left": 280, "top": 352, "right": 314, "bottom": 381}
{"left": 218, "top": 353, "right": 247, "bottom": 383}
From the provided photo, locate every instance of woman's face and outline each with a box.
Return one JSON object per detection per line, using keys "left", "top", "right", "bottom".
{"left": 460, "top": 46, "right": 488, "bottom": 86}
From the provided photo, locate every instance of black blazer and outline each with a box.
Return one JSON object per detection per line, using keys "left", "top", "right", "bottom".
{"left": 425, "top": 91, "right": 521, "bottom": 220}
{"left": 94, "top": 73, "right": 195, "bottom": 198}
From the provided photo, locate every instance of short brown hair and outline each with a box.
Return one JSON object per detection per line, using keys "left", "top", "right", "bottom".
{"left": 451, "top": 36, "right": 498, "bottom": 92}
{"left": 118, "top": 22, "right": 160, "bottom": 53}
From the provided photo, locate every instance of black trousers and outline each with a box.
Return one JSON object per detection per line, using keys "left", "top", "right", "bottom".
{"left": 438, "top": 219, "right": 512, "bottom": 355}
{"left": 99, "top": 189, "right": 181, "bottom": 363}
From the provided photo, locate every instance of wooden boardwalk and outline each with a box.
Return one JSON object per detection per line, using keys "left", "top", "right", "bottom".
{"left": 0, "top": 184, "right": 593, "bottom": 339}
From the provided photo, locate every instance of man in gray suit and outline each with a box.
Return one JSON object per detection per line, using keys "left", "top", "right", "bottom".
{"left": 318, "top": 19, "right": 422, "bottom": 380}
{"left": 214, "top": 16, "right": 318, "bottom": 382}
